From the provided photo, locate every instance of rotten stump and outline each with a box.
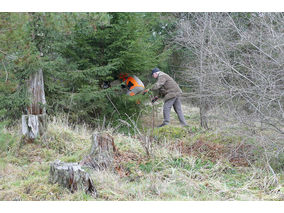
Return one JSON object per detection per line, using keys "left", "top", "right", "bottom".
{"left": 49, "top": 160, "right": 97, "bottom": 197}
{"left": 80, "top": 132, "right": 117, "bottom": 170}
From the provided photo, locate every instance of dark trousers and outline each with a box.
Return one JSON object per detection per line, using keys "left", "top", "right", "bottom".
{"left": 163, "top": 97, "right": 187, "bottom": 126}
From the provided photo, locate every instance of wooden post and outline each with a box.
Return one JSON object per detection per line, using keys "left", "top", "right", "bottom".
{"left": 80, "top": 132, "right": 117, "bottom": 170}
{"left": 22, "top": 69, "right": 47, "bottom": 141}
{"left": 49, "top": 160, "right": 97, "bottom": 197}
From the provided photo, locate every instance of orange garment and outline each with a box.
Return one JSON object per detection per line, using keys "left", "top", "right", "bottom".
{"left": 119, "top": 73, "right": 145, "bottom": 96}
{"left": 119, "top": 73, "right": 129, "bottom": 82}
{"left": 125, "top": 76, "right": 144, "bottom": 91}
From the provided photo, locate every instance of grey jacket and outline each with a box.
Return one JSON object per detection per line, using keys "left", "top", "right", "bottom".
{"left": 151, "top": 71, "right": 182, "bottom": 101}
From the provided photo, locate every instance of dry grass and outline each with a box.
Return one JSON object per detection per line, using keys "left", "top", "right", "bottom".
{"left": 0, "top": 111, "right": 283, "bottom": 201}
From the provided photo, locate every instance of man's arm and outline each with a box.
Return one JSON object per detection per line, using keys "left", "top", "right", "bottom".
{"left": 151, "top": 75, "right": 167, "bottom": 91}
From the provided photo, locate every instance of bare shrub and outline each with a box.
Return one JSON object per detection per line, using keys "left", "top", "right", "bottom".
{"left": 173, "top": 12, "right": 284, "bottom": 172}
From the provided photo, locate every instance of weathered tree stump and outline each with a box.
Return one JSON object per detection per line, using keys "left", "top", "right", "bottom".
{"left": 22, "top": 114, "right": 47, "bottom": 140}
{"left": 22, "top": 69, "right": 47, "bottom": 142}
{"left": 49, "top": 160, "right": 97, "bottom": 197}
{"left": 80, "top": 132, "right": 117, "bottom": 170}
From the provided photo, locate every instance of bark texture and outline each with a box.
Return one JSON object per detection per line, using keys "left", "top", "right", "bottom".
{"left": 22, "top": 69, "right": 47, "bottom": 141}
{"left": 22, "top": 114, "right": 47, "bottom": 140}
{"left": 27, "top": 69, "right": 46, "bottom": 115}
{"left": 80, "top": 132, "right": 117, "bottom": 170}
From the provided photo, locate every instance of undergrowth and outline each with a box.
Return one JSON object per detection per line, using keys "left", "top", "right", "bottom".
{"left": 0, "top": 114, "right": 283, "bottom": 201}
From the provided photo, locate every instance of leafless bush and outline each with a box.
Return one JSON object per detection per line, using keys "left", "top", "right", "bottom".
{"left": 173, "top": 12, "right": 284, "bottom": 171}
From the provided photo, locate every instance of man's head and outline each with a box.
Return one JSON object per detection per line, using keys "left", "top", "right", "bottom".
{"left": 119, "top": 73, "right": 128, "bottom": 81}
{"left": 151, "top": 68, "right": 160, "bottom": 79}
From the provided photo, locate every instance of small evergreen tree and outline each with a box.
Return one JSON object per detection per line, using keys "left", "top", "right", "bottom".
{"left": 51, "top": 12, "right": 170, "bottom": 125}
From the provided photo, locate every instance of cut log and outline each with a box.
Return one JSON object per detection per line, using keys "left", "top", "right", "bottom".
{"left": 49, "top": 160, "right": 97, "bottom": 197}
{"left": 80, "top": 132, "right": 117, "bottom": 170}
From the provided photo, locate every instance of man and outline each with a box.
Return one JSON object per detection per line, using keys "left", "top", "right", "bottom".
{"left": 119, "top": 73, "right": 147, "bottom": 96}
{"left": 151, "top": 68, "right": 188, "bottom": 127}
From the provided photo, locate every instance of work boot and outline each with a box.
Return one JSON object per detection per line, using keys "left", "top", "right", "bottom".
{"left": 181, "top": 123, "right": 189, "bottom": 127}
{"left": 157, "top": 123, "right": 167, "bottom": 128}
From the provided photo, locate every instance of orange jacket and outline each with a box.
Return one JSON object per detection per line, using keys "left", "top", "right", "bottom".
{"left": 126, "top": 76, "right": 144, "bottom": 90}
{"left": 119, "top": 74, "right": 145, "bottom": 96}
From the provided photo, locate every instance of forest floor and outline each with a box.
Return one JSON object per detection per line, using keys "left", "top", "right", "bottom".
{"left": 0, "top": 102, "right": 283, "bottom": 201}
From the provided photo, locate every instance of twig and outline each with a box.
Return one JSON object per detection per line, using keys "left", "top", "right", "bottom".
{"left": 148, "top": 94, "right": 156, "bottom": 132}
{"left": 0, "top": 49, "right": 7, "bottom": 55}
{"left": 1, "top": 60, "right": 8, "bottom": 82}
{"left": 263, "top": 144, "right": 279, "bottom": 187}
{"left": 118, "top": 119, "right": 131, "bottom": 127}
{"left": 124, "top": 112, "right": 151, "bottom": 157}
{"left": 226, "top": 13, "right": 281, "bottom": 66}
{"left": 125, "top": 113, "right": 141, "bottom": 135}
{"left": 106, "top": 93, "right": 121, "bottom": 117}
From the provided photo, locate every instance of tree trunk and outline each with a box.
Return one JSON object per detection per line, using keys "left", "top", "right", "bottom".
{"left": 200, "top": 106, "right": 208, "bottom": 129}
{"left": 27, "top": 69, "right": 46, "bottom": 115}
{"left": 49, "top": 160, "right": 97, "bottom": 197}
{"left": 80, "top": 132, "right": 117, "bottom": 170}
{"left": 199, "top": 98, "right": 209, "bottom": 129}
{"left": 22, "top": 69, "right": 47, "bottom": 141}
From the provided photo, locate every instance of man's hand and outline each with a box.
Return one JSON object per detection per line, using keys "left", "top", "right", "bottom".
{"left": 142, "top": 89, "right": 149, "bottom": 95}
{"left": 151, "top": 96, "right": 158, "bottom": 103}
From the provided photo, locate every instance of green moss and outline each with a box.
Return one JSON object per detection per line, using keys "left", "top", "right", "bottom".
{"left": 222, "top": 170, "right": 249, "bottom": 188}
{"left": 167, "top": 157, "right": 192, "bottom": 170}
{"left": 40, "top": 148, "right": 57, "bottom": 161}
{"left": 7, "top": 155, "right": 30, "bottom": 166}
{"left": 139, "top": 162, "right": 153, "bottom": 173}
{"left": 0, "top": 129, "right": 18, "bottom": 154}
{"left": 194, "top": 158, "right": 215, "bottom": 170}
{"left": 60, "top": 152, "right": 83, "bottom": 163}
{"left": 153, "top": 125, "right": 187, "bottom": 140}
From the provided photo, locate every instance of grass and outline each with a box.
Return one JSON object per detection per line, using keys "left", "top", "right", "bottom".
{"left": 0, "top": 111, "right": 283, "bottom": 201}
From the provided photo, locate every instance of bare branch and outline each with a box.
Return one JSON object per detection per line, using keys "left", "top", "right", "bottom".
{"left": 226, "top": 13, "right": 282, "bottom": 66}
{"left": 1, "top": 60, "right": 8, "bottom": 82}
{"left": 0, "top": 49, "right": 7, "bottom": 55}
